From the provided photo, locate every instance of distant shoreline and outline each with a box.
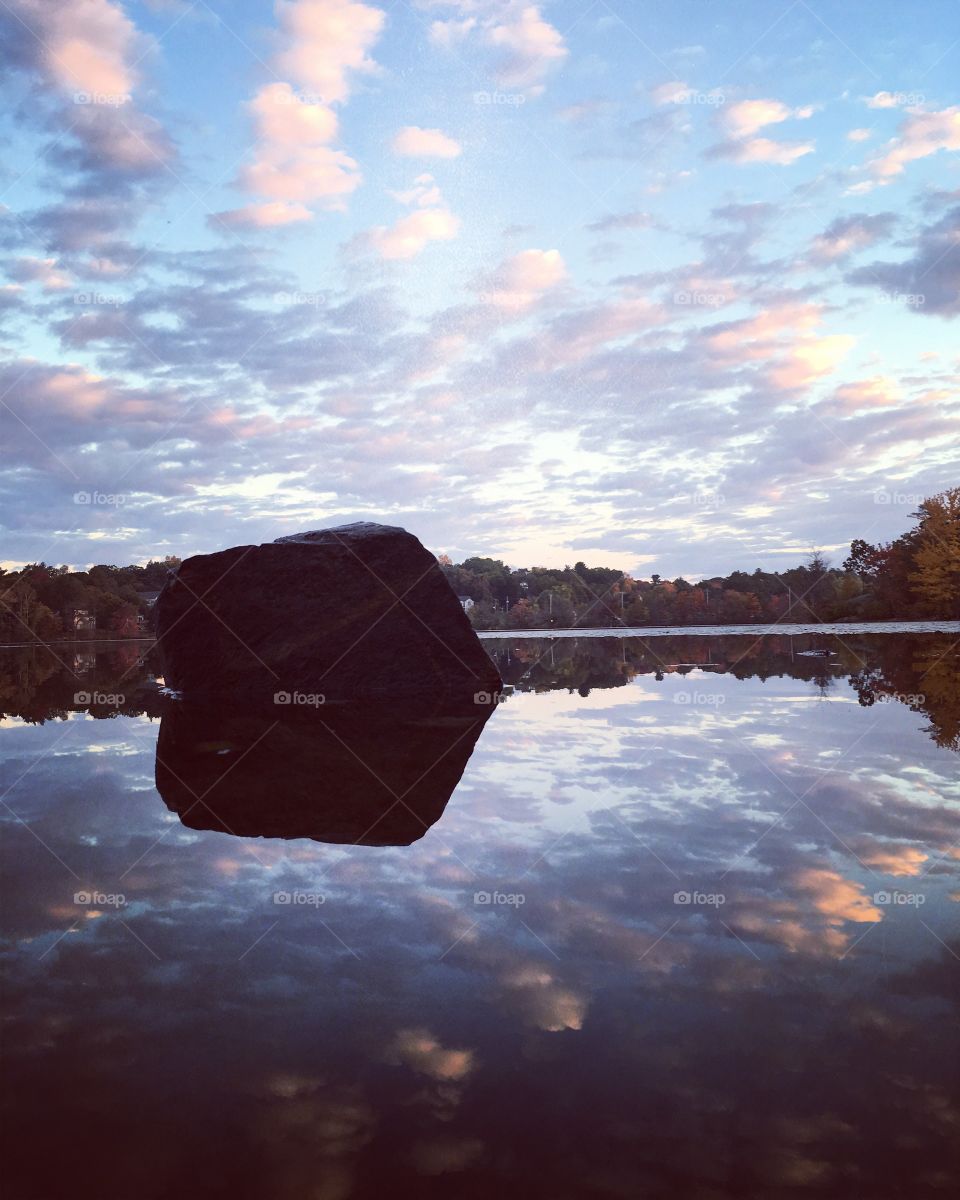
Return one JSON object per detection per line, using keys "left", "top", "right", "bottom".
{"left": 477, "top": 620, "right": 960, "bottom": 638}
{"left": 1, "top": 620, "right": 958, "bottom": 650}
{"left": 0, "top": 637, "right": 156, "bottom": 649}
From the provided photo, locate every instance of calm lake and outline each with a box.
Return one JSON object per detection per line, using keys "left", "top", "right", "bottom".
{"left": 2, "top": 629, "right": 959, "bottom": 1198}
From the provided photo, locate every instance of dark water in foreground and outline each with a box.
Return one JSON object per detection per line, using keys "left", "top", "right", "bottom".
{"left": 1, "top": 633, "right": 958, "bottom": 1198}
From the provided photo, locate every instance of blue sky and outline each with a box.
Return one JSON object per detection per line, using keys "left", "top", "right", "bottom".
{"left": 1, "top": 0, "right": 958, "bottom": 577}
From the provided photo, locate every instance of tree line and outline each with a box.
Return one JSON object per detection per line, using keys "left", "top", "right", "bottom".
{"left": 0, "top": 488, "right": 956, "bottom": 642}
{"left": 440, "top": 488, "right": 959, "bottom": 629}
{"left": 0, "top": 558, "right": 181, "bottom": 643}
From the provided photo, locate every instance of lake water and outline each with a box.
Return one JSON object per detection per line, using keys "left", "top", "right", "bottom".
{"left": 2, "top": 631, "right": 958, "bottom": 1198}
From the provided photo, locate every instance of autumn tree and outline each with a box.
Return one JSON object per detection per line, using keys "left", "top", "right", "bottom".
{"left": 909, "top": 487, "right": 960, "bottom": 618}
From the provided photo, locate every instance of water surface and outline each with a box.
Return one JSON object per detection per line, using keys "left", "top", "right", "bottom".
{"left": 1, "top": 632, "right": 958, "bottom": 1198}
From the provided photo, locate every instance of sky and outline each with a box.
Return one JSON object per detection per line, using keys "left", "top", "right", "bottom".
{"left": 0, "top": 0, "right": 958, "bottom": 579}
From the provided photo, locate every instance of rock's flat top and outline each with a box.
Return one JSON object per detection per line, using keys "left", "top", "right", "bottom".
{"left": 156, "top": 522, "right": 501, "bottom": 712}
{"left": 275, "top": 521, "right": 408, "bottom": 545}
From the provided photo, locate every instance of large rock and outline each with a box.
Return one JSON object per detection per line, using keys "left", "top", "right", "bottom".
{"left": 155, "top": 522, "right": 501, "bottom": 712}
{"left": 155, "top": 701, "right": 494, "bottom": 845}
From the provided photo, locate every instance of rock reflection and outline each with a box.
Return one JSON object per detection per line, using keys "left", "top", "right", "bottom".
{"left": 155, "top": 701, "right": 496, "bottom": 846}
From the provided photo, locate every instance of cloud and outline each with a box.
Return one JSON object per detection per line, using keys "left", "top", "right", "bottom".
{"left": 366, "top": 207, "right": 460, "bottom": 259}
{"left": 272, "top": 0, "right": 385, "bottom": 104}
{"left": 222, "top": 1, "right": 386, "bottom": 223}
{"left": 650, "top": 80, "right": 693, "bottom": 106}
{"left": 477, "top": 248, "right": 566, "bottom": 312}
{"left": 0, "top": 0, "right": 174, "bottom": 175}
{"left": 555, "top": 98, "right": 613, "bottom": 124}
{"left": 791, "top": 868, "right": 883, "bottom": 925}
{"left": 808, "top": 212, "right": 897, "bottom": 262}
{"left": 863, "top": 105, "right": 960, "bottom": 185}
{"left": 392, "top": 125, "right": 463, "bottom": 158}
{"left": 584, "top": 108, "right": 690, "bottom": 160}
{"left": 422, "top": 2, "right": 567, "bottom": 93}
{"left": 210, "top": 202, "right": 314, "bottom": 229}
{"left": 7, "top": 0, "right": 138, "bottom": 97}
{"left": 704, "top": 301, "right": 855, "bottom": 393}
{"left": 864, "top": 90, "right": 917, "bottom": 109}
{"left": 390, "top": 173, "right": 444, "bottom": 207}
{"left": 386, "top": 1028, "right": 474, "bottom": 1080}
{"left": 708, "top": 137, "right": 815, "bottom": 166}
{"left": 846, "top": 204, "right": 960, "bottom": 315}
{"left": 8, "top": 257, "right": 73, "bottom": 290}
{"left": 765, "top": 334, "right": 855, "bottom": 391}
{"left": 586, "top": 211, "right": 656, "bottom": 233}
{"left": 832, "top": 376, "right": 900, "bottom": 412}
{"left": 486, "top": 3, "right": 567, "bottom": 90}
{"left": 427, "top": 15, "right": 476, "bottom": 48}
{"left": 853, "top": 842, "right": 928, "bottom": 876}
{"left": 720, "top": 98, "right": 814, "bottom": 138}
{"left": 703, "top": 97, "right": 815, "bottom": 168}
{"left": 650, "top": 80, "right": 724, "bottom": 107}
{"left": 847, "top": 127, "right": 872, "bottom": 142}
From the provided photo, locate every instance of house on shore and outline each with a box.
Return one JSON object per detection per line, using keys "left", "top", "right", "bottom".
{"left": 63, "top": 607, "right": 96, "bottom": 633}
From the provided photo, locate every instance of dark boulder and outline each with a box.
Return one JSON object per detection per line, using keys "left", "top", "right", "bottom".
{"left": 155, "top": 700, "right": 494, "bottom": 845}
{"left": 155, "top": 522, "right": 501, "bottom": 712}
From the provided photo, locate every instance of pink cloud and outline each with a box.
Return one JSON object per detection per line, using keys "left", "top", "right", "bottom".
{"left": 13, "top": 0, "right": 138, "bottom": 97}
{"left": 791, "top": 868, "right": 883, "bottom": 924}
{"left": 485, "top": 3, "right": 568, "bottom": 91}
{"left": 392, "top": 125, "right": 463, "bottom": 158}
{"left": 832, "top": 376, "right": 901, "bottom": 412}
{"left": 866, "top": 105, "right": 960, "bottom": 184}
{"left": 721, "top": 98, "right": 813, "bottom": 138}
{"left": 211, "top": 202, "right": 314, "bottom": 229}
{"left": 226, "top": 1, "right": 386, "bottom": 223}
{"left": 717, "top": 136, "right": 815, "bottom": 166}
{"left": 4, "top": 0, "right": 173, "bottom": 172}
{"left": 273, "top": 0, "right": 385, "bottom": 104}
{"left": 427, "top": 16, "right": 476, "bottom": 48}
{"left": 479, "top": 248, "right": 566, "bottom": 311}
{"left": 704, "top": 302, "right": 855, "bottom": 393}
{"left": 367, "top": 207, "right": 460, "bottom": 259}
{"left": 9, "top": 257, "right": 72, "bottom": 291}
{"left": 854, "top": 842, "right": 928, "bottom": 876}
{"left": 423, "top": 2, "right": 567, "bottom": 94}
{"left": 390, "top": 173, "right": 444, "bottom": 207}
{"left": 766, "top": 334, "right": 855, "bottom": 391}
